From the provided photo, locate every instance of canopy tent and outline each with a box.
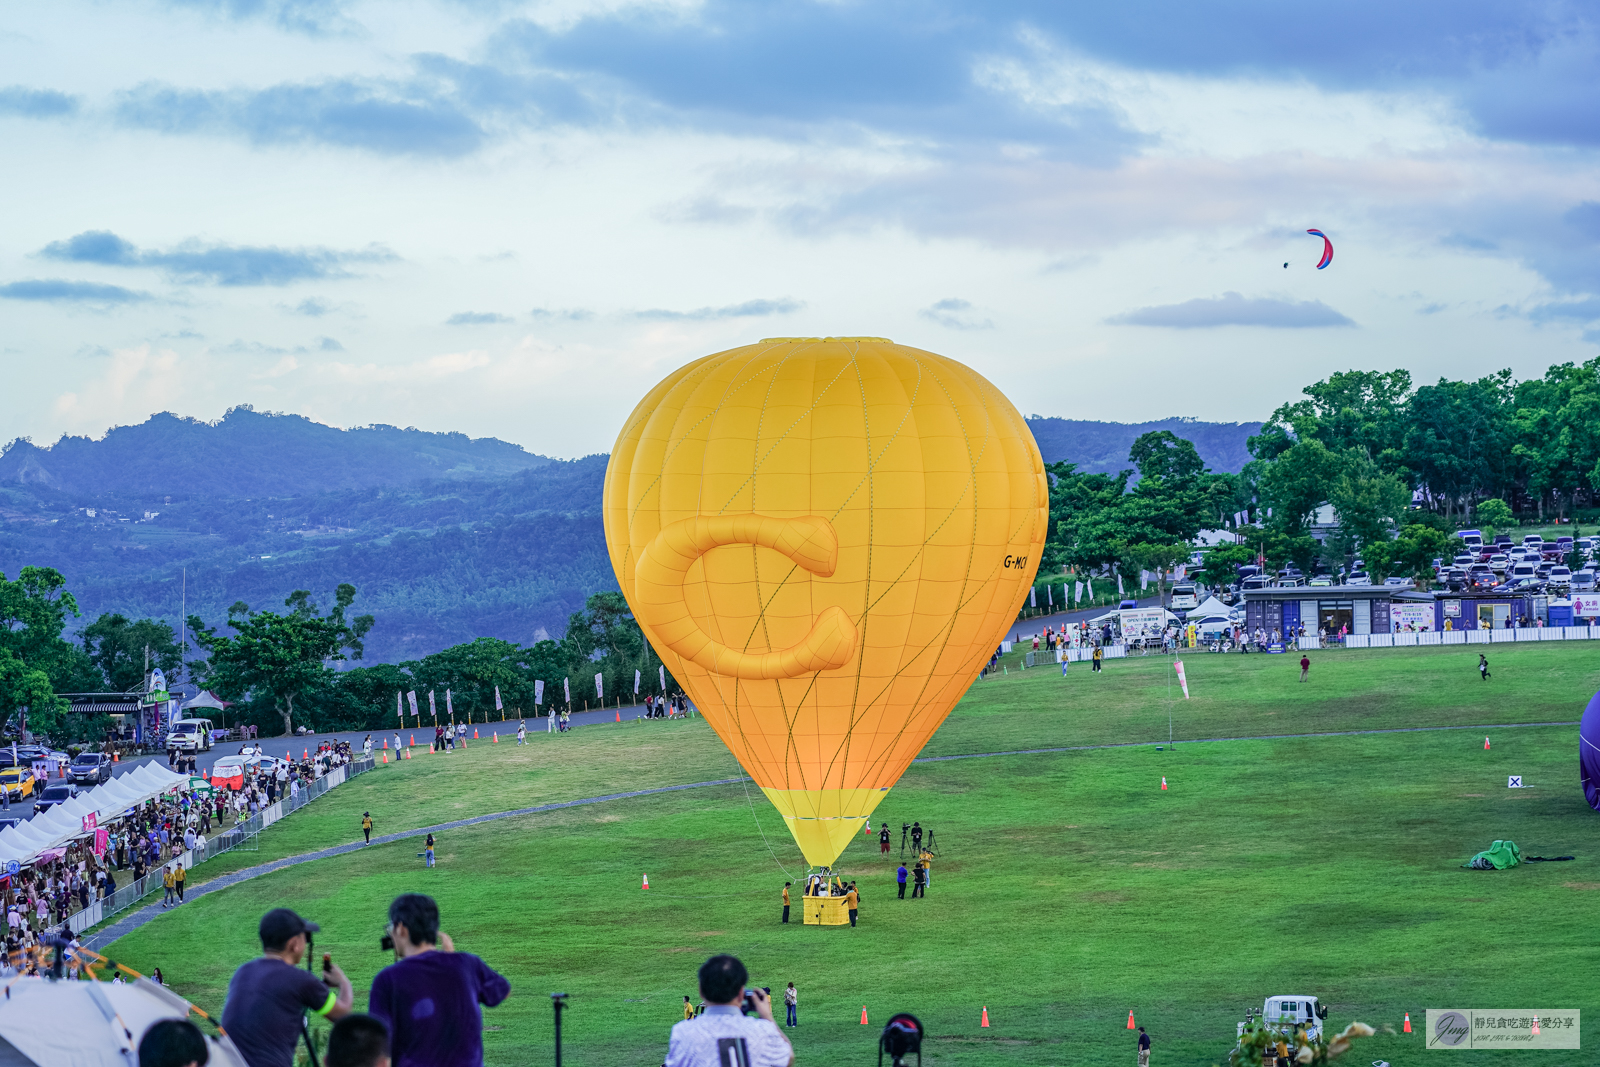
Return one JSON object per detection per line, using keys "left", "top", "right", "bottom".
{"left": 1094, "top": 607, "right": 1178, "bottom": 626}
{"left": 180, "top": 690, "right": 232, "bottom": 712}
{"left": 1190, "top": 596, "right": 1237, "bottom": 634}
{"left": 0, "top": 763, "right": 191, "bottom": 868}
{"left": 0, "top": 976, "right": 246, "bottom": 1067}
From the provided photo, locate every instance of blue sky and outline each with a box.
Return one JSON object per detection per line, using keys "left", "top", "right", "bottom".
{"left": 2, "top": 0, "right": 1598, "bottom": 455}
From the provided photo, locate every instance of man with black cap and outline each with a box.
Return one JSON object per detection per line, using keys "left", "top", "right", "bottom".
{"left": 222, "top": 908, "right": 353, "bottom": 1067}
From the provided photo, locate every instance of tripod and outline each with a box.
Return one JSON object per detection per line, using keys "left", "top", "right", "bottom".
{"left": 552, "top": 993, "right": 570, "bottom": 1066}
{"left": 923, "top": 828, "right": 939, "bottom": 855}
{"left": 899, "top": 823, "right": 909, "bottom": 858}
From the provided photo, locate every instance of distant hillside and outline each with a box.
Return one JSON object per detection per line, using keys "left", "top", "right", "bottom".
{"left": 1026, "top": 416, "right": 1262, "bottom": 474}
{"left": 0, "top": 457, "right": 611, "bottom": 663}
{"left": 0, "top": 407, "right": 552, "bottom": 499}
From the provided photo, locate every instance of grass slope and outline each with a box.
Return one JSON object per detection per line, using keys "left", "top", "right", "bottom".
{"left": 103, "top": 643, "right": 1600, "bottom": 1066}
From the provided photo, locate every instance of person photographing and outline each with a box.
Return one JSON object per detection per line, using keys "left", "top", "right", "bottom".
{"left": 665, "top": 954, "right": 792, "bottom": 1067}
{"left": 368, "top": 893, "right": 510, "bottom": 1067}
{"left": 221, "top": 908, "right": 353, "bottom": 1067}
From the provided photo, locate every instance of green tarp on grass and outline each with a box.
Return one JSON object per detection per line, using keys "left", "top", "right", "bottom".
{"left": 1464, "top": 839, "right": 1521, "bottom": 869}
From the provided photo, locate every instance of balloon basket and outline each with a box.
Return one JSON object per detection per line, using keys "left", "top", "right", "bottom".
{"left": 800, "top": 867, "right": 853, "bottom": 926}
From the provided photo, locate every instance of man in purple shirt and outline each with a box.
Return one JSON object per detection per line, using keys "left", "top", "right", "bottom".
{"left": 368, "top": 894, "right": 510, "bottom": 1067}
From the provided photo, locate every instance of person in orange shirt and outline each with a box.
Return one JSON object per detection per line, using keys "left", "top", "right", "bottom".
{"left": 781, "top": 882, "right": 790, "bottom": 924}
{"left": 844, "top": 883, "right": 859, "bottom": 927}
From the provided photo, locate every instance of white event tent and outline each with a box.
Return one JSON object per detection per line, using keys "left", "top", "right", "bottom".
{"left": 0, "top": 762, "right": 191, "bottom": 869}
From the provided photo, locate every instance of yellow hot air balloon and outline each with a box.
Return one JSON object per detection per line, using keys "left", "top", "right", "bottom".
{"left": 604, "top": 337, "right": 1045, "bottom": 868}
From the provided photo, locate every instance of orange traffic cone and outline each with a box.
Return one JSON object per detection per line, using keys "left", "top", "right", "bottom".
{"left": 1404, "top": 1013, "right": 1412, "bottom": 1033}
{"left": 981, "top": 1007, "right": 990, "bottom": 1028}
{"left": 383, "top": 738, "right": 388, "bottom": 749}
{"left": 1160, "top": 777, "right": 1167, "bottom": 790}
{"left": 112, "top": 752, "right": 118, "bottom": 762}
{"left": 861, "top": 1007, "right": 869, "bottom": 1025}
{"left": 411, "top": 734, "right": 416, "bottom": 746}
{"left": 863, "top": 820, "right": 872, "bottom": 836}
{"left": 493, "top": 732, "right": 499, "bottom": 743}
{"left": 474, "top": 728, "right": 479, "bottom": 739}
{"left": 1485, "top": 736, "right": 1491, "bottom": 750}
{"left": 642, "top": 873, "right": 650, "bottom": 889}
{"left": 1532, "top": 1016, "right": 1540, "bottom": 1036}
{"left": 1127, "top": 1011, "right": 1136, "bottom": 1029}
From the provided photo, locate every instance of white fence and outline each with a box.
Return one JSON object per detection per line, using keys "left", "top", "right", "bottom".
{"left": 1023, "top": 645, "right": 1129, "bottom": 667}
{"left": 67, "top": 758, "right": 373, "bottom": 936}
{"left": 1344, "top": 625, "right": 1600, "bottom": 649}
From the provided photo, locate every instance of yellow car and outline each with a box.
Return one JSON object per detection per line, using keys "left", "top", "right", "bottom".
{"left": 0, "top": 766, "right": 35, "bottom": 802}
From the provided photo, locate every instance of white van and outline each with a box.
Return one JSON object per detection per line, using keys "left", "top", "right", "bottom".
{"left": 168, "top": 718, "right": 215, "bottom": 753}
{"left": 1169, "top": 584, "right": 1199, "bottom": 610}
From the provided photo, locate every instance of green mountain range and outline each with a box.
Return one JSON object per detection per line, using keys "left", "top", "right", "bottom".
{"left": 0, "top": 408, "right": 1258, "bottom": 664}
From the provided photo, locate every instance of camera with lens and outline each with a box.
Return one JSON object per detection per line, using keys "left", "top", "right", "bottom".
{"left": 740, "top": 987, "right": 771, "bottom": 1016}
{"left": 380, "top": 933, "right": 395, "bottom": 952}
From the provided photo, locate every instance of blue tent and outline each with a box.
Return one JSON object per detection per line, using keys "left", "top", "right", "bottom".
{"left": 1582, "top": 690, "right": 1600, "bottom": 811}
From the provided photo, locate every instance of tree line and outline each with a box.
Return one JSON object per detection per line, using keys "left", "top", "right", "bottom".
{"left": 0, "top": 567, "right": 674, "bottom": 742}
{"left": 1043, "top": 358, "right": 1600, "bottom": 592}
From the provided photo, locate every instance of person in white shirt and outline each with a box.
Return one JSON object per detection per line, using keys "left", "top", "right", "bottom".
{"left": 665, "top": 955, "right": 792, "bottom": 1067}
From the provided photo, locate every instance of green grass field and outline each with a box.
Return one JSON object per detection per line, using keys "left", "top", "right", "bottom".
{"left": 102, "top": 642, "right": 1600, "bottom": 1066}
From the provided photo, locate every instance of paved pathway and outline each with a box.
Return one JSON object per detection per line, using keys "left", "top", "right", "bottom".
{"left": 84, "top": 717, "right": 1578, "bottom": 950}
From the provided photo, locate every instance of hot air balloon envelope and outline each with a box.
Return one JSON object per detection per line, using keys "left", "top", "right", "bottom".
{"left": 604, "top": 337, "right": 1047, "bottom": 866}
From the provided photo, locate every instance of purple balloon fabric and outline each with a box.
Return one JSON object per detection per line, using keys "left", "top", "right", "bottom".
{"left": 1582, "top": 690, "right": 1600, "bottom": 812}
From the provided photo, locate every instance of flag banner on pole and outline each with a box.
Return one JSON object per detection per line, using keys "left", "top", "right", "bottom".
{"left": 445, "top": 689, "right": 454, "bottom": 718}
{"left": 634, "top": 669, "right": 641, "bottom": 695}
{"left": 1117, "top": 573, "right": 1124, "bottom": 596}
{"left": 1175, "top": 564, "right": 1187, "bottom": 580}
{"left": 1061, "top": 585, "right": 1067, "bottom": 608}
{"left": 534, "top": 680, "right": 545, "bottom": 706}
{"left": 563, "top": 677, "right": 571, "bottom": 704}
{"left": 1075, "top": 581, "right": 1084, "bottom": 603}
{"left": 407, "top": 691, "right": 419, "bottom": 718}
{"left": 1087, "top": 578, "right": 1094, "bottom": 600}
{"left": 397, "top": 692, "right": 403, "bottom": 720}
{"left": 1140, "top": 570, "right": 1149, "bottom": 590}
{"left": 428, "top": 691, "right": 437, "bottom": 719}
{"left": 594, "top": 672, "right": 604, "bottom": 700}
{"left": 495, "top": 685, "right": 503, "bottom": 711}
{"left": 1174, "top": 659, "right": 1190, "bottom": 699}
{"left": 1029, "top": 586, "right": 1036, "bottom": 607}
{"left": 1046, "top": 584, "right": 1053, "bottom": 606}
{"left": 659, "top": 664, "right": 667, "bottom": 691}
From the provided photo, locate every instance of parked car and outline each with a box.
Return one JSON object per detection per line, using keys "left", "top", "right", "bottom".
{"left": 1548, "top": 566, "right": 1573, "bottom": 588}
{"left": 1241, "top": 575, "right": 1273, "bottom": 590}
{"left": 1347, "top": 571, "right": 1371, "bottom": 586}
{"left": 166, "top": 718, "right": 216, "bottom": 753}
{"left": 1382, "top": 576, "right": 1410, "bottom": 587}
{"left": 1459, "top": 529, "right": 1483, "bottom": 550}
{"left": 1499, "top": 577, "right": 1543, "bottom": 594}
{"left": 1509, "top": 561, "right": 1538, "bottom": 583}
{"left": 1488, "top": 553, "right": 1510, "bottom": 573}
{"left": 0, "top": 766, "right": 35, "bottom": 802}
{"left": 33, "top": 782, "right": 73, "bottom": 815}
{"left": 1308, "top": 577, "right": 1334, "bottom": 588}
{"left": 1573, "top": 569, "right": 1597, "bottom": 591}
{"left": 1452, "top": 554, "right": 1476, "bottom": 568}
{"left": 68, "top": 752, "right": 112, "bottom": 787}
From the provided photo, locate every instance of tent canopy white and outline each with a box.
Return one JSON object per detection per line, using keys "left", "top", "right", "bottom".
{"left": 0, "top": 976, "right": 247, "bottom": 1067}
{"left": 0, "top": 763, "right": 190, "bottom": 867}
{"left": 1190, "top": 595, "right": 1231, "bottom": 620}
{"left": 181, "top": 690, "right": 232, "bottom": 712}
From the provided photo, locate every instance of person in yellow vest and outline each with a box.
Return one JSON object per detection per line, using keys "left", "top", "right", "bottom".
{"left": 173, "top": 862, "right": 186, "bottom": 904}
{"left": 781, "top": 881, "right": 790, "bottom": 924}
{"left": 161, "top": 865, "right": 176, "bottom": 908}
{"left": 1092, "top": 645, "right": 1103, "bottom": 673}
{"left": 362, "top": 812, "right": 374, "bottom": 844}
{"left": 682, "top": 995, "right": 695, "bottom": 1021}
{"left": 844, "top": 882, "right": 859, "bottom": 927}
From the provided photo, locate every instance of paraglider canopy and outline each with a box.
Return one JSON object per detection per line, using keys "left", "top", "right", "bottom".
{"left": 1306, "top": 229, "right": 1333, "bottom": 269}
